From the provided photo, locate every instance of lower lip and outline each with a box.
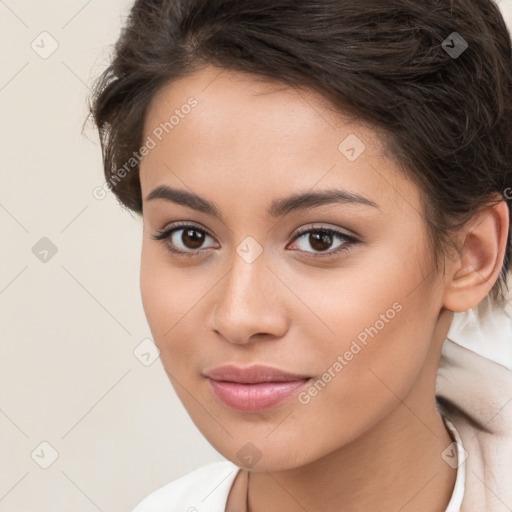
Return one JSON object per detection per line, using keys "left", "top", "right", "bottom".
{"left": 207, "top": 378, "right": 311, "bottom": 413}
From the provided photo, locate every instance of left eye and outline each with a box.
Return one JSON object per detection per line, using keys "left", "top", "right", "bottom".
{"left": 287, "top": 227, "right": 357, "bottom": 258}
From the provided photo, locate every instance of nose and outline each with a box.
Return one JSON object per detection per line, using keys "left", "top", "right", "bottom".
{"left": 208, "top": 249, "right": 289, "bottom": 345}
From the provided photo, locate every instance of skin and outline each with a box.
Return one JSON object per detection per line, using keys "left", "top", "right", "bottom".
{"left": 138, "top": 65, "right": 509, "bottom": 511}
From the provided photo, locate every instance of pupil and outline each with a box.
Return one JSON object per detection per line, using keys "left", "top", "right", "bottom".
{"left": 310, "top": 232, "right": 332, "bottom": 252}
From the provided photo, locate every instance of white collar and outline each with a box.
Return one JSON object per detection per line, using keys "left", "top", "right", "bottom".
{"left": 443, "top": 417, "right": 466, "bottom": 512}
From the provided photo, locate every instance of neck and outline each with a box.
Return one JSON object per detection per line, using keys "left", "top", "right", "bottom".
{"left": 247, "top": 308, "right": 457, "bottom": 512}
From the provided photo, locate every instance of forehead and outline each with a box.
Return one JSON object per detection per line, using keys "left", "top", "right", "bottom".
{"left": 140, "top": 65, "right": 417, "bottom": 215}
{"left": 143, "top": 65, "right": 385, "bottom": 147}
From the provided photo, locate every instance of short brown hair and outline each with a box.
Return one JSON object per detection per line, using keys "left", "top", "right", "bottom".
{"left": 89, "top": 0, "right": 512, "bottom": 304}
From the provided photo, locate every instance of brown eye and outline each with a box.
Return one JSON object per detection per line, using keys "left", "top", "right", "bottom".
{"left": 288, "top": 226, "right": 358, "bottom": 259}
{"left": 151, "top": 222, "right": 219, "bottom": 257}
{"left": 180, "top": 228, "right": 206, "bottom": 249}
{"left": 308, "top": 231, "right": 334, "bottom": 252}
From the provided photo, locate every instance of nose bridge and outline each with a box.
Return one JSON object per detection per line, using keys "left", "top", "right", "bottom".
{"left": 221, "top": 247, "right": 270, "bottom": 316}
{"left": 211, "top": 245, "right": 285, "bottom": 343}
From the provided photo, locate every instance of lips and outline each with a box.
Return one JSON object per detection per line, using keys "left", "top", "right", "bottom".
{"left": 204, "top": 364, "right": 310, "bottom": 383}
{"left": 203, "top": 364, "right": 311, "bottom": 412}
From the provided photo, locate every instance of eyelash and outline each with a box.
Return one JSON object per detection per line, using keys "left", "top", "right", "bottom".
{"left": 150, "top": 221, "right": 359, "bottom": 259}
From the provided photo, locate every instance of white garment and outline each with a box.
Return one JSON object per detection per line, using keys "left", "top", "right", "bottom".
{"left": 444, "top": 418, "right": 466, "bottom": 512}
{"left": 446, "top": 294, "right": 512, "bottom": 369}
{"left": 436, "top": 296, "right": 512, "bottom": 511}
{"left": 133, "top": 295, "right": 512, "bottom": 511}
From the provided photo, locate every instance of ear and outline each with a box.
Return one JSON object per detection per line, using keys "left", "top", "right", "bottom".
{"left": 442, "top": 197, "right": 510, "bottom": 312}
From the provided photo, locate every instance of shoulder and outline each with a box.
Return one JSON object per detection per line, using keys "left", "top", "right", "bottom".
{"left": 132, "top": 460, "right": 241, "bottom": 512}
{"left": 436, "top": 338, "right": 512, "bottom": 511}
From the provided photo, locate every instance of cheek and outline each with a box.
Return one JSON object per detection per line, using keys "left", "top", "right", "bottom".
{"left": 298, "top": 244, "right": 438, "bottom": 407}
{"left": 140, "top": 242, "right": 196, "bottom": 359}
{"left": 140, "top": 242, "right": 170, "bottom": 336}
{"left": 317, "top": 304, "right": 434, "bottom": 432}
{"left": 322, "top": 299, "right": 429, "bottom": 402}
{"left": 301, "top": 298, "right": 434, "bottom": 462}
{"left": 262, "top": 269, "right": 438, "bottom": 463}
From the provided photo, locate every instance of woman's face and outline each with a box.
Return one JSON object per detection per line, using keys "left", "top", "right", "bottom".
{"left": 139, "top": 65, "right": 447, "bottom": 471}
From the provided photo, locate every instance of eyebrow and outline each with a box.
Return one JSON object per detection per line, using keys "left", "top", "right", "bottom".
{"left": 144, "top": 185, "right": 379, "bottom": 220}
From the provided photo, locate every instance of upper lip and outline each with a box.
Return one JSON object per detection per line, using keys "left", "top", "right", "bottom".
{"left": 203, "top": 364, "right": 311, "bottom": 384}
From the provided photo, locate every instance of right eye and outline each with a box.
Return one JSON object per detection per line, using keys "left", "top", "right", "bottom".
{"left": 151, "top": 222, "right": 220, "bottom": 257}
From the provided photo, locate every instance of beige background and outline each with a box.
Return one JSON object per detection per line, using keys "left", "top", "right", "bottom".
{"left": 1, "top": 1, "right": 511, "bottom": 511}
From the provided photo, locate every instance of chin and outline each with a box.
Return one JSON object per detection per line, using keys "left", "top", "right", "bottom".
{"left": 230, "top": 448, "right": 310, "bottom": 473}
{"left": 201, "top": 427, "right": 319, "bottom": 472}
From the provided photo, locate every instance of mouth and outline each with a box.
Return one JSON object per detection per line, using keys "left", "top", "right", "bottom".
{"left": 203, "top": 364, "right": 312, "bottom": 413}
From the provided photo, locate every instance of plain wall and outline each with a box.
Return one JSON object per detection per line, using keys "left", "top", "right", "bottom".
{"left": 1, "top": 1, "right": 512, "bottom": 510}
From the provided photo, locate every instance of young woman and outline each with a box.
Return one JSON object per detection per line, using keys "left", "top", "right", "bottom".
{"left": 89, "top": 0, "right": 512, "bottom": 510}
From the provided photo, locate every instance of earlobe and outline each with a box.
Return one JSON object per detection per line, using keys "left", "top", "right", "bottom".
{"left": 442, "top": 199, "right": 509, "bottom": 313}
